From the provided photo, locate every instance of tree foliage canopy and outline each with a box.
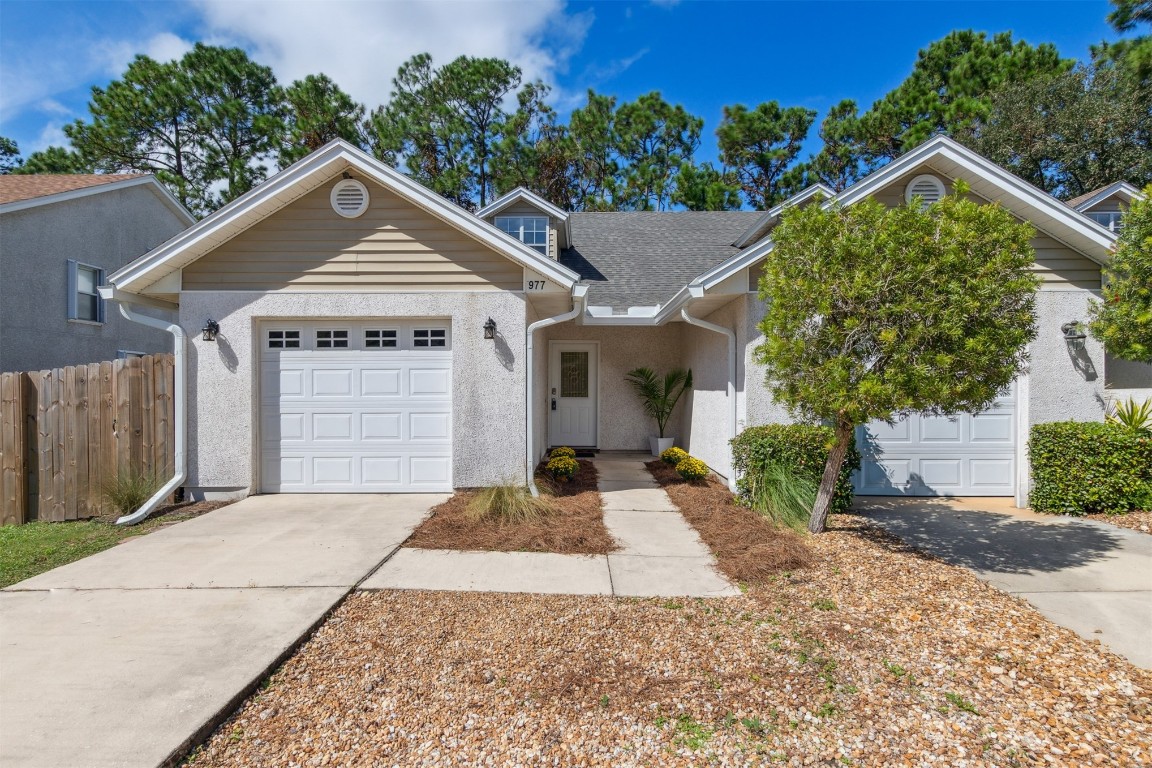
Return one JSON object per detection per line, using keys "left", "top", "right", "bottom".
{"left": 717, "top": 101, "right": 815, "bottom": 208}
{"left": 1089, "top": 189, "right": 1152, "bottom": 363}
{"left": 756, "top": 185, "right": 1039, "bottom": 531}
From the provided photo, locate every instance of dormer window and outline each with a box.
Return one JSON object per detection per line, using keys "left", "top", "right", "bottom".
{"left": 495, "top": 216, "right": 548, "bottom": 255}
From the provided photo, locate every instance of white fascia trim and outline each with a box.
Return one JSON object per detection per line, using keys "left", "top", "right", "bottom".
{"left": 476, "top": 186, "right": 569, "bottom": 221}
{"left": 110, "top": 140, "right": 579, "bottom": 292}
{"left": 691, "top": 135, "right": 1118, "bottom": 297}
{"left": 1071, "top": 181, "right": 1145, "bottom": 212}
{"left": 0, "top": 176, "right": 195, "bottom": 225}
{"left": 733, "top": 182, "right": 835, "bottom": 248}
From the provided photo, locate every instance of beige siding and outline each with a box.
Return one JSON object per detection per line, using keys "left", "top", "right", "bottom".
{"left": 182, "top": 179, "right": 522, "bottom": 291}
{"left": 867, "top": 167, "right": 1100, "bottom": 289}
{"left": 1079, "top": 195, "right": 1123, "bottom": 214}
{"left": 487, "top": 203, "right": 558, "bottom": 259}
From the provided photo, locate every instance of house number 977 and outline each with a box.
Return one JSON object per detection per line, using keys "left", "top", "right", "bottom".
{"left": 526, "top": 280, "right": 547, "bottom": 291}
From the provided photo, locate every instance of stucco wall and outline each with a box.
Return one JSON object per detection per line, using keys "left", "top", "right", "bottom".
{"left": 0, "top": 185, "right": 186, "bottom": 372}
{"left": 541, "top": 322, "right": 685, "bottom": 451}
{"left": 178, "top": 291, "right": 527, "bottom": 496}
{"left": 1027, "top": 290, "right": 1108, "bottom": 426}
{"left": 681, "top": 298, "right": 745, "bottom": 479}
{"left": 528, "top": 303, "right": 550, "bottom": 468}
{"left": 742, "top": 295, "right": 794, "bottom": 429}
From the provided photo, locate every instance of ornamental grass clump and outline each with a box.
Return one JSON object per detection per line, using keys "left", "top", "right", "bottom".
{"left": 466, "top": 483, "right": 556, "bottom": 523}
{"left": 546, "top": 455, "right": 579, "bottom": 481}
{"left": 747, "top": 462, "right": 818, "bottom": 533}
{"left": 661, "top": 446, "right": 689, "bottom": 465}
{"left": 676, "top": 456, "right": 709, "bottom": 482}
{"left": 101, "top": 468, "right": 162, "bottom": 517}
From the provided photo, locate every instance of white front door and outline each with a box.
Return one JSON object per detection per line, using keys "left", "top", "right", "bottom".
{"left": 549, "top": 342, "right": 598, "bottom": 447}
{"left": 260, "top": 320, "right": 453, "bottom": 493}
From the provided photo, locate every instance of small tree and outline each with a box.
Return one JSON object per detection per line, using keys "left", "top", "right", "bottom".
{"left": 1089, "top": 189, "right": 1152, "bottom": 363}
{"left": 756, "top": 183, "right": 1040, "bottom": 533}
{"left": 624, "top": 367, "right": 693, "bottom": 438}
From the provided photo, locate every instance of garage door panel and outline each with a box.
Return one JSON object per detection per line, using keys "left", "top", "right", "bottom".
{"left": 260, "top": 320, "right": 452, "bottom": 493}
{"left": 855, "top": 385, "right": 1016, "bottom": 497}
{"left": 361, "top": 368, "right": 402, "bottom": 397}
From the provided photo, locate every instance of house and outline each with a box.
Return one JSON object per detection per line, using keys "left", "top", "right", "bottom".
{"left": 100, "top": 136, "right": 1151, "bottom": 510}
{"left": 0, "top": 174, "right": 195, "bottom": 372}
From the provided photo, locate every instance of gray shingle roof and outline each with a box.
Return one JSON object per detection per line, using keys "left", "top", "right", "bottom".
{"left": 559, "top": 211, "right": 762, "bottom": 311}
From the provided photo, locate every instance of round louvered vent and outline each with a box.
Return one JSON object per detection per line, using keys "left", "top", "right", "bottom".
{"left": 330, "top": 179, "right": 369, "bottom": 218}
{"left": 904, "top": 174, "right": 946, "bottom": 208}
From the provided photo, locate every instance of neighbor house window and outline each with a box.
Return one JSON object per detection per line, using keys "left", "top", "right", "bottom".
{"left": 67, "top": 261, "right": 104, "bottom": 323}
{"left": 1087, "top": 211, "right": 1124, "bottom": 232}
{"left": 494, "top": 216, "right": 548, "bottom": 255}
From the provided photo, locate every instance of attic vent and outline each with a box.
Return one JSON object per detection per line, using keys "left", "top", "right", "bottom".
{"left": 904, "top": 174, "right": 946, "bottom": 208}
{"left": 330, "top": 179, "right": 369, "bottom": 218}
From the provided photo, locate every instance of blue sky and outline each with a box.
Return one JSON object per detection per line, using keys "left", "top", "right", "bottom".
{"left": 0, "top": 1, "right": 1125, "bottom": 166}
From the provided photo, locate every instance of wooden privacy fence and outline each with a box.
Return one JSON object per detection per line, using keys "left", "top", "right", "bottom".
{"left": 0, "top": 353, "right": 175, "bottom": 525}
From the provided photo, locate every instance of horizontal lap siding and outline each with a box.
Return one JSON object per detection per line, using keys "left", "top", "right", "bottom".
{"left": 182, "top": 180, "right": 522, "bottom": 291}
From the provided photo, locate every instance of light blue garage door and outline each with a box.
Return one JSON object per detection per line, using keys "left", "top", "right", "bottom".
{"left": 853, "top": 384, "right": 1016, "bottom": 497}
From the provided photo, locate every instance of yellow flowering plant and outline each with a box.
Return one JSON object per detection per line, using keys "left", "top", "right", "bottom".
{"left": 676, "top": 456, "right": 709, "bottom": 482}
{"left": 546, "top": 455, "right": 579, "bottom": 480}
{"left": 661, "top": 446, "right": 689, "bottom": 465}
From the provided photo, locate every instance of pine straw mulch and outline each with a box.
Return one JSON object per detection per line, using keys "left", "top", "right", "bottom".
{"left": 1082, "top": 510, "right": 1152, "bottom": 535}
{"left": 645, "top": 459, "right": 813, "bottom": 584}
{"left": 187, "top": 519, "right": 1152, "bottom": 767}
{"left": 402, "top": 459, "right": 617, "bottom": 554}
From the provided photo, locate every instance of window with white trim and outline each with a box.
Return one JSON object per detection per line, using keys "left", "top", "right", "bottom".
{"left": 365, "top": 329, "right": 398, "bottom": 348}
{"left": 268, "top": 330, "right": 301, "bottom": 349}
{"left": 68, "top": 261, "right": 104, "bottom": 323}
{"left": 494, "top": 216, "right": 548, "bottom": 254}
{"left": 316, "top": 329, "right": 349, "bottom": 348}
{"left": 413, "top": 328, "right": 447, "bottom": 348}
{"left": 1087, "top": 211, "right": 1124, "bottom": 232}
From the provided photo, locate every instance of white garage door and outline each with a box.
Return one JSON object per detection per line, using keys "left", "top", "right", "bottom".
{"left": 854, "top": 384, "right": 1016, "bottom": 496}
{"left": 260, "top": 320, "right": 452, "bottom": 492}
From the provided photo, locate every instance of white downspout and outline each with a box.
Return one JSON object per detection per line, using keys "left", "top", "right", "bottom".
{"left": 526, "top": 284, "right": 589, "bottom": 496}
{"left": 105, "top": 298, "right": 187, "bottom": 525}
{"left": 681, "top": 306, "right": 738, "bottom": 492}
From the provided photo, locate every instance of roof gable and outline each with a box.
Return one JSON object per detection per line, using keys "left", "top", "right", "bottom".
{"left": 690, "top": 135, "right": 1118, "bottom": 295}
{"left": 1068, "top": 181, "right": 1145, "bottom": 212}
{"left": 110, "top": 141, "right": 579, "bottom": 295}
{"left": 733, "top": 183, "right": 835, "bottom": 248}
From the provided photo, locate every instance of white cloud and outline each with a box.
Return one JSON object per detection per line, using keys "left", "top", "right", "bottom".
{"left": 37, "top": 99, "right": 73, "bottom": 116}
{"left": 31, "top": 121, "right": 69, "bottom": 152}
{"left": 95, "top": 31, "right": 195, "bottom": 76}
{"left": 191, "top": 0, "right": 591, "bottom": 109}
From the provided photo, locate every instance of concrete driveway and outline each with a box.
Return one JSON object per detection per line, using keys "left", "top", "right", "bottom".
{"left": 0, "top": 494, "right": 441, "bottom": 768}
{"left": 855, "top": 498, "right": 1152, "bottom": 669}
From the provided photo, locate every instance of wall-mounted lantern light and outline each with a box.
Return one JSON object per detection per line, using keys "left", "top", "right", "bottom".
{"left": 483, "top": 317, "right": 497, "bottom": 340}
{"left": 1061, "top": 321, "right": 1087, "bottom": 341}
{"left": 202, "top": 319, "right": 220, "bottom": 342}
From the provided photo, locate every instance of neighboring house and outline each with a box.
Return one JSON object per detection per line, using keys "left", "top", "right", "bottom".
{"left": 0, "top": 174, "right": 195, "bottom": 372}
{"left": 102, "top": 137, "right": 1151, "bottom": 507}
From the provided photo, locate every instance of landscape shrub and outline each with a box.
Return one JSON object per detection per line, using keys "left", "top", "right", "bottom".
{"left": 549, "top": 446, "right": 577, "bottom": 459}
{"left": 101, "top": 468, "right": 161, "bottom": 517}
{"left": 747, "top": 462, "right": 818, "bottom": 533}
{"left": 730, "top": 424, "right": 860, "bottom": 515}
{"left": 467, "top": 483, "right": 555, "bottom": 523}
{"left": 676, "top": 456, "right": 709, "bottom": 482}
{"left": 661, "top": 446, "right": 689, "bottom": 465}
{"left": 1029, "top": 421, "right": 1152, "bottom": 514}
{"left": 546, "top": 455, "right": 579, "bottom": 481}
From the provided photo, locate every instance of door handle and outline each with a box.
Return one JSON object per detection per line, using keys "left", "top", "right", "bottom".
{"left": 551, "top": 398, "right": 557, "bottom": 411}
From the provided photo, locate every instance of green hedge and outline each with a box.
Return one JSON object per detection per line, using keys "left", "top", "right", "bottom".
{"left": 730, "top": 424, "right": 861, "bottom": 515}
{"left": 1029, "top": 422, "right": 1152, "bottom": 515}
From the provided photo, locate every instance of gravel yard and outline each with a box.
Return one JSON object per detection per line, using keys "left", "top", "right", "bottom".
{"left": 1083, "top": 511, "right": 1152, "bottom": 536}
{"left": 186, "top": 515, "right": 1151, "bottom": 767}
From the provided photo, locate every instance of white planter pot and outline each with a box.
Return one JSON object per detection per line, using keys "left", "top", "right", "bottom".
{"left": 649, "top": 436, "right": 675, "bottom": 456}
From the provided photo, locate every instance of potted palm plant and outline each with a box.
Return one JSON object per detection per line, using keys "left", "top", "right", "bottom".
{"left": 624, "top": 367, "right": 693, "bottom": 456}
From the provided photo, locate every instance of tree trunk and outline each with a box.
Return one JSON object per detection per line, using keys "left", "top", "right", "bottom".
{"left": 808, "top": 416, "right": 855, "bottom": 534}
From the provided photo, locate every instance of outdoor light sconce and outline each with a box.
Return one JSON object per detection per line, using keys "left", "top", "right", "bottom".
{"left": 201, "top": 319, "right": 220, "bottom": 342}
{"left": 1061, "top": 321, "right": 1087, "bottom": 347}
{"left": 483, "top": 317, "right": 497, "bottom": 340}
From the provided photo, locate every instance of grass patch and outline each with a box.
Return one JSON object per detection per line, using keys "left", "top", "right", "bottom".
{"left": 0, "top": 500, "right": 229, "bottom": 588}
{"left": 645, "top": 460, "right": 813, "bottom": 584}
{"left": 746, "top": 462, "right": 817, "bottom": 533}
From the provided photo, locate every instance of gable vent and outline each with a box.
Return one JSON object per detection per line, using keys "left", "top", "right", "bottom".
{"left": 904, "top": 174, "right": 946, "bottom": 208}
{"left": 330, "top": 179, "right": 369, "bottom": 218}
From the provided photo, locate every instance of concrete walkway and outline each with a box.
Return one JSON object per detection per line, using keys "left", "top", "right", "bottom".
{"left": 0, "top": 494, "right": 440, "bottom": 768}
{"left": 364, "top": 453, "right": 739, "bottom": 598}
{"left": 855, "top": 498, "right": 1152, "bottom": 669}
